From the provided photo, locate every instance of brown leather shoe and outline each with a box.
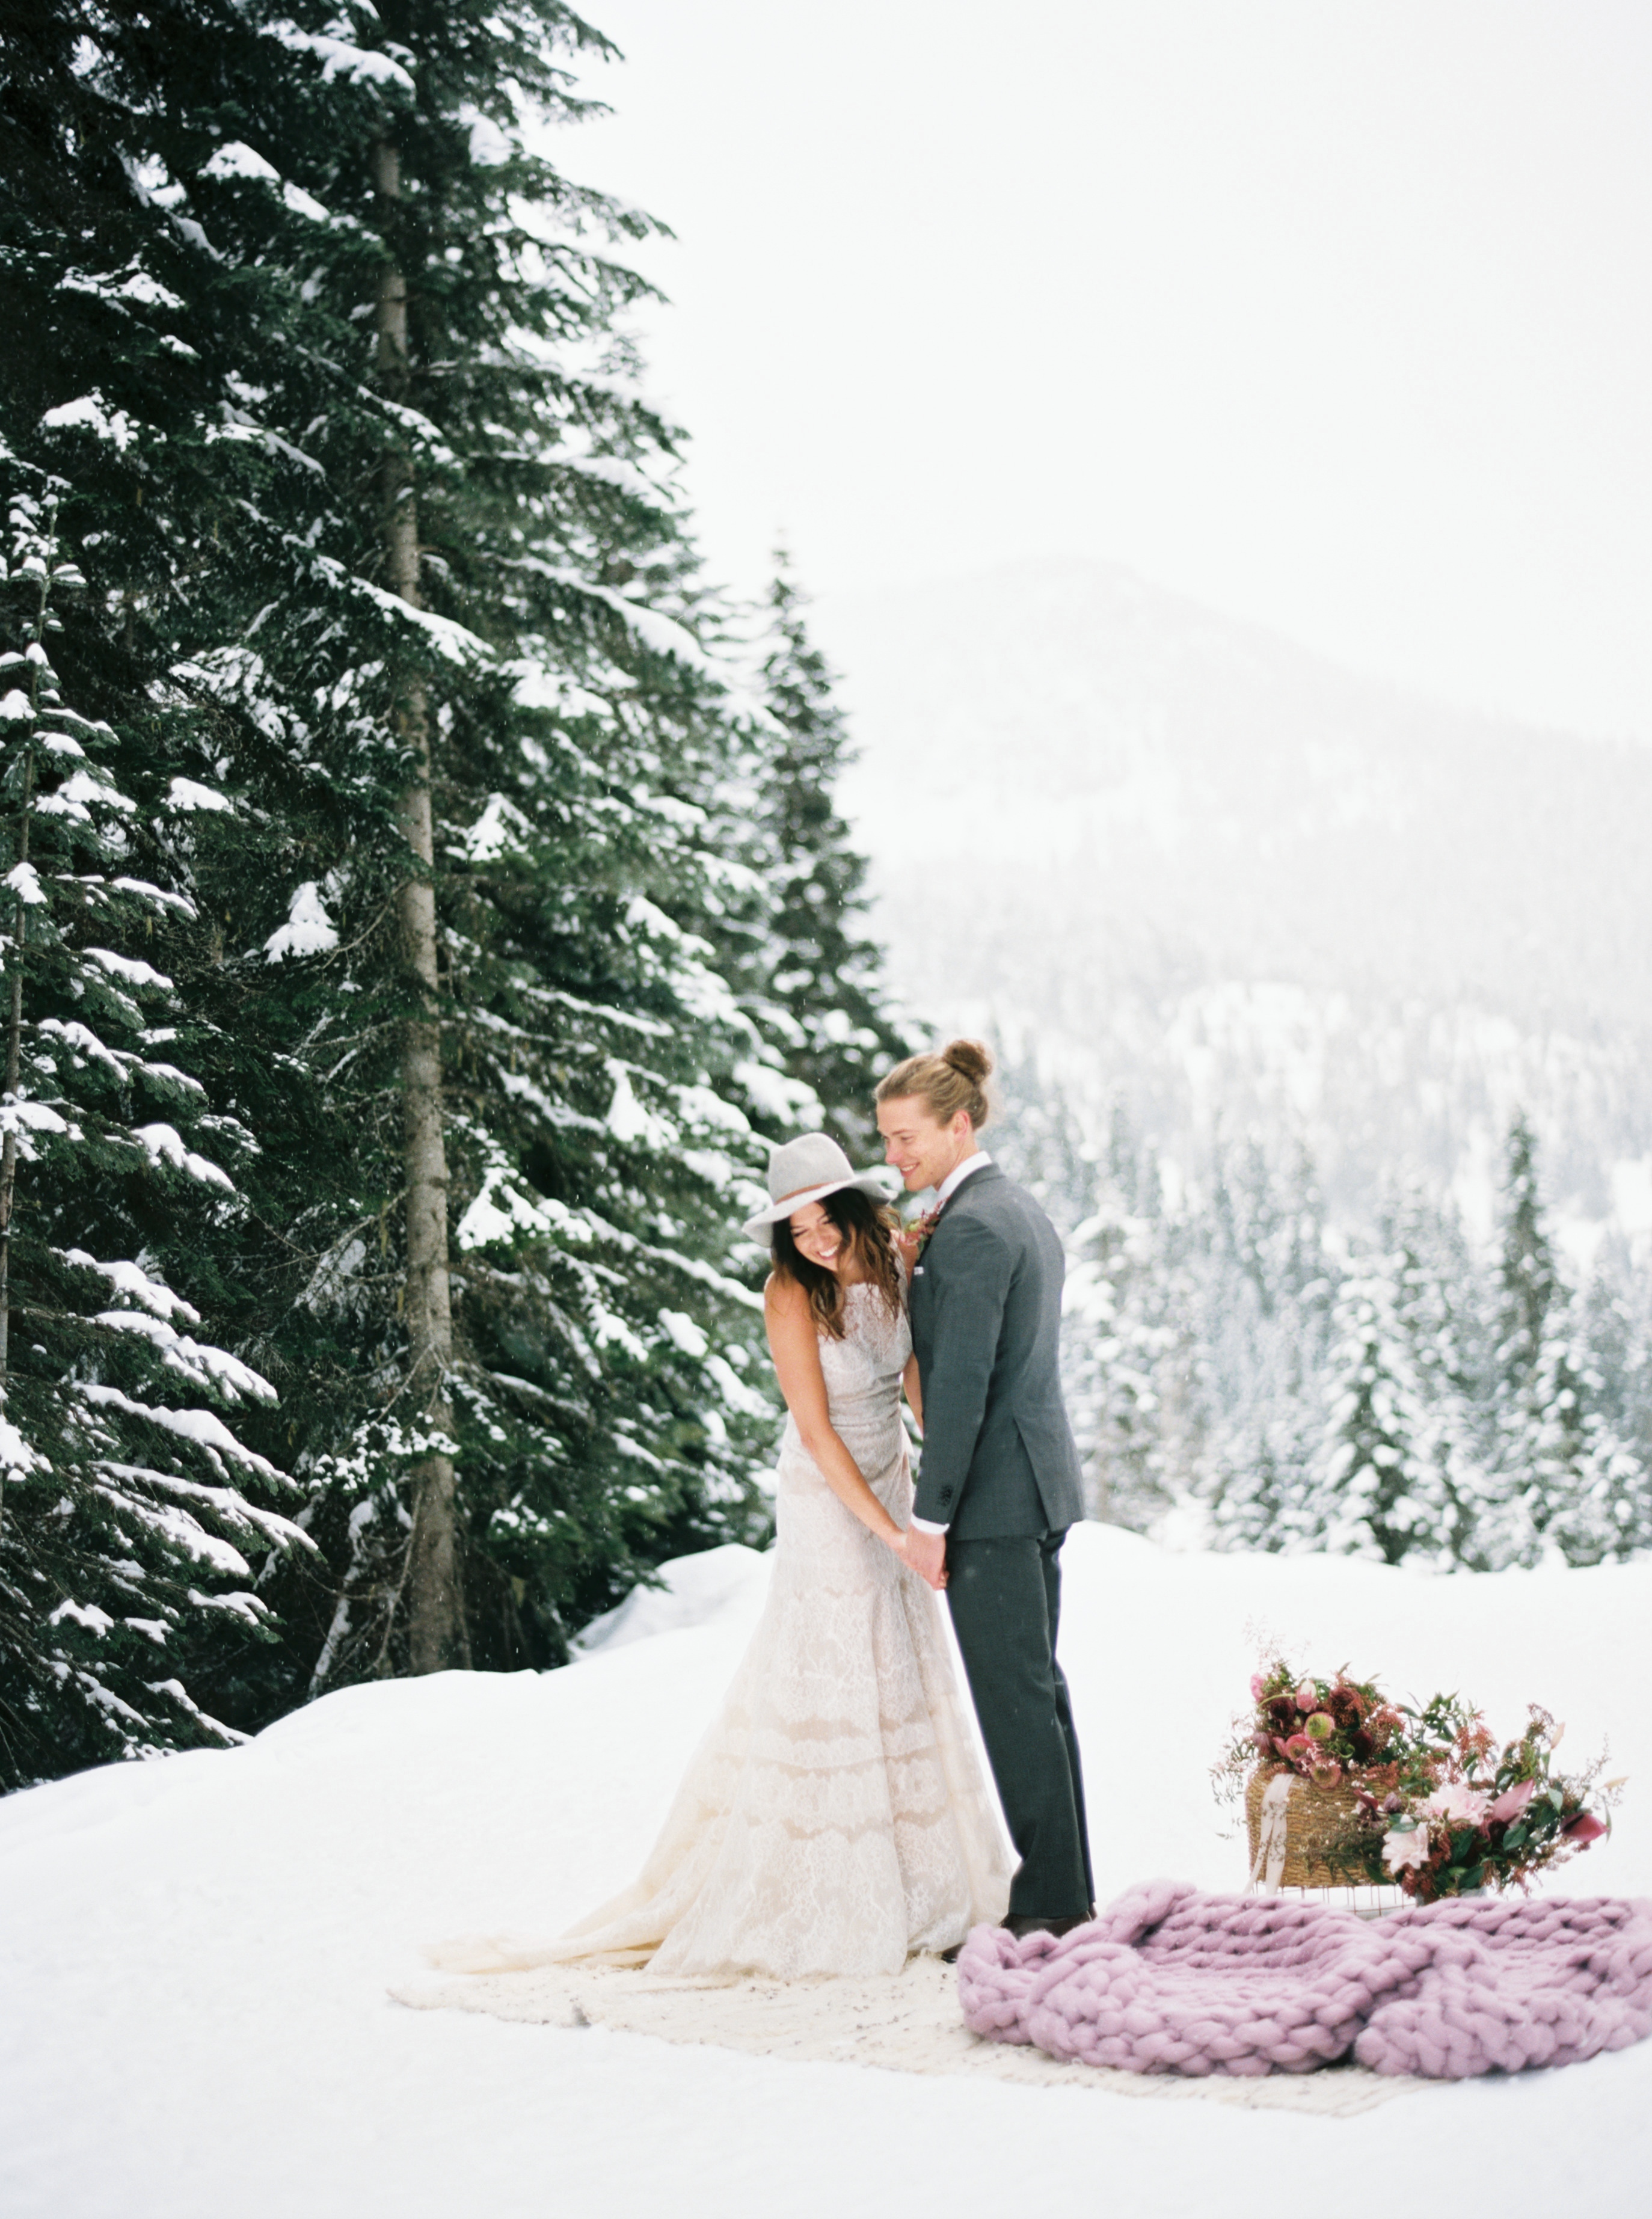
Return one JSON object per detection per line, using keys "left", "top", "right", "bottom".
{"left": 1002, "top": 1912, "right": 1090, "bottom": 1940}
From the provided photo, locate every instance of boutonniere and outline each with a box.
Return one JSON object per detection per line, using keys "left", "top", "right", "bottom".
{"left": 909, "top": 1205, "right": 944, "bottom": 1257}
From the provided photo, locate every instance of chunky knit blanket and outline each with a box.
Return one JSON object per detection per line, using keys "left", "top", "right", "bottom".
{"left": 959, "top": 1881, "right": 1652, "bottom": 2079}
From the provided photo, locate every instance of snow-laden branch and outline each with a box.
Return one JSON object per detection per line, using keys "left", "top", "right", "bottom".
{"left": 75, "top": 1386, "right": 285, "bottom": 1483}
{"left": 93, "top": 1310, "right": 276, "bottom": 1404}
{"left": 130, "top": 1123, "right": 235, "bottom": 1192}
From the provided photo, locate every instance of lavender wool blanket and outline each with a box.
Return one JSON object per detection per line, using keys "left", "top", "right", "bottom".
{"left": 958, "top": 1881, "right": 1652, "bottom": 2079}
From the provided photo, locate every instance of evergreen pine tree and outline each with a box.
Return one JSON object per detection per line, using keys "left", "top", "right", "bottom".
{"left": 1380, "top": 1176, "right": 1482, "bottom": 1566}
{"left": 741, "top": 554, "right": 912, "bottom": 1157}
{"left": 1200, "top": 1137, "right": 1335, "bottom": 1552}
{"left": 0, "top": 487, "right": 307, "bottom": 1787}
{"left": 1310, "top": 1250, "right": 1452, "bottom": 1565}
{"left": 1, "top": 0, "right": 809, "bottom": 1735}
{"left": 1576, "top": 1245, "right": 1652, "bottom": 1550}
{"left": 1478, "top": 1114, "right": 1572, "bottom": 1566}
{"left": 1061, "top": 1103, "right": 1180, "bottom": 1532}
{"left": 1506, "top": 1300, "right": 1648, "bottom": 1568}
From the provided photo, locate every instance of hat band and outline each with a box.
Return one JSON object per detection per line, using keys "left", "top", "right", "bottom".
{"left": 772, "top": 1180, "right": 837, "bottom": 1209}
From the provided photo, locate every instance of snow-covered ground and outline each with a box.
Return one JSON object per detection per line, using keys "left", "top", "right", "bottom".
{"left": 4, "top": 1525, "right": 1650, "bottom": 2217}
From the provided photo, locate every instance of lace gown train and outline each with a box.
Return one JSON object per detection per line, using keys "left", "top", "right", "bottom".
{"left": 487, "top": 1283, "right": 1012, "bottom": 1981}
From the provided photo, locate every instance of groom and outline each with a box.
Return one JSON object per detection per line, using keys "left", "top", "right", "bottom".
{"left": 875, "top": 1042, "right": 1095, "bottom": 1939}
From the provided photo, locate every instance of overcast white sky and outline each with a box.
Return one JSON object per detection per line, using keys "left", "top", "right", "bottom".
{"left": 568, "top": 2, "right": 1652, "bottom": 741}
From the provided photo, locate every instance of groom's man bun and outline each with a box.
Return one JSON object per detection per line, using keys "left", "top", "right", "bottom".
{"left": 875, "top": 1038, "right": 994, "bottom": 1129}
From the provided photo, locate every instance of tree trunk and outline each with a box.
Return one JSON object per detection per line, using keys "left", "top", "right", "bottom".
{"left": 374, "top": 136, "right": 466, "bottom": 1672}
{"left": 0, "top": 773, "right": 31, "bottom": 1389}
{"left": 0, "top": 559, "right": 47, "bottom": 1389}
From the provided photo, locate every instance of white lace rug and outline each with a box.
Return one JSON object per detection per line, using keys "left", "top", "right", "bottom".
{"left": 392, "top": 1954, "right": 1434, "bottom": 2114}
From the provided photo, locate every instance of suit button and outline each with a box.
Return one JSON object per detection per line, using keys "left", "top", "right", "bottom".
{"left": 941, "top": 1489, "right": 953, "bottom": 1503}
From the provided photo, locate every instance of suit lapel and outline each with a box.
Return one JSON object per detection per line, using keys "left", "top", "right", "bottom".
{"left": 912, "top": 1163, "right": 1003, "bottom": 1307}
{"left": 930, "top": 1160, "right": 1003, "bottom": 1236}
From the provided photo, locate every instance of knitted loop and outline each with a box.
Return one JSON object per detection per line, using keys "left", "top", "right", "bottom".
{"left": 957, "top": 1886, "right": 1652, "bottom": 2079}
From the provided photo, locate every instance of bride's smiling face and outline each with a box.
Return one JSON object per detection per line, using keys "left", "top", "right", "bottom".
{"left": 787, "top": 1200, "right": 844, "bottom": 1275}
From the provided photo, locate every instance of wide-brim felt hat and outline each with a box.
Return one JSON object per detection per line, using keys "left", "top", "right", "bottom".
{"left": 742, "top": 1134, "right": 894, "bottom": 1247}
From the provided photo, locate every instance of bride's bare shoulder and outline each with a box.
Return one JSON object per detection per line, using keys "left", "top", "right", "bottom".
{"left": 763, "top": 1271, "right": 810, "bottom": 1319}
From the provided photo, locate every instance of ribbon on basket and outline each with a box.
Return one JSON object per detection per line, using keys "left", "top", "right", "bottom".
{"left": 1248, "top": 1770, "right": 1293, "bottom": 1893}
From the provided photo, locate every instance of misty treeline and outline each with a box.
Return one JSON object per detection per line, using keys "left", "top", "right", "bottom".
{"left": 1004, "top": 1075, "right": 1651, "bottom": 1570}
{"left": 0, "top": 0, "right": 909, "bottom": 1788}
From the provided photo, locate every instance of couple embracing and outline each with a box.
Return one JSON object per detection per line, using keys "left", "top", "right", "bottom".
{"left": 481, "top": 1042, "right": 1092, "bottom": 1980}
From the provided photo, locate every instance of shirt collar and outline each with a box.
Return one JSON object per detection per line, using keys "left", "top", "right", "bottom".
{"left": 935, "top": 1149, "right": 992, "bottom": 1208}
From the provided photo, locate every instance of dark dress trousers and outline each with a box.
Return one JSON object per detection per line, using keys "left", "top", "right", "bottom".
{"left": 907, "top": 1162, "right": 1094, "bottom": 1919}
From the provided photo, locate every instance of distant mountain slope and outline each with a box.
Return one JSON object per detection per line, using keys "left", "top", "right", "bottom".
{"left": 815, "top": 559, "right": 1652, "bottom": 1233}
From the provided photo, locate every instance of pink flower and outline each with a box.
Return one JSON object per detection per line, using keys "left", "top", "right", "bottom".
{"left": 1309, "top": 1758, "right": 1342, "bottom": 1788}
{"left": 1487, "top": 1779, "right": 1536, "bottom": 1825}
{"left": 1250, "top": 1674, "right": 1267, "bottom": 1702}
{"left": 1383, "top": 1824, "right": 1430, "bottom": 1873}
{"left": 1295, "top": 1682, "right": 1318, "bottom": 1712}
{"left": 1419, "top": 1781, "right": 1490, "bottom": 1829}
{"left": 1282, "top": 1734, "right": 1315, "bottom": 1764}
{"left": 1563, "top": 1811, "right": 1607, "bottom": 1846}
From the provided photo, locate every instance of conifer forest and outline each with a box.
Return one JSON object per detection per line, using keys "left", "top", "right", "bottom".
{"left": 1, "top": 0, "right": 1646, "bottom": 1794}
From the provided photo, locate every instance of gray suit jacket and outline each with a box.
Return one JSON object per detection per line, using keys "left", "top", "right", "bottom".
{"left": 907, "top": 1162, "right": 1085, "bottom": 1538}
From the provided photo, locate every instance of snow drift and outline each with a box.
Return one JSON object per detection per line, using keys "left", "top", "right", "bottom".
{"left": 2, "top": 1526, "right": 1651, "bottom": 2217}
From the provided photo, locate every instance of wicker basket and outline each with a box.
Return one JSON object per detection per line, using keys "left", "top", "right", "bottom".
{"left": 1245, "top": 1766, "right": 1372, "bottom": 1889}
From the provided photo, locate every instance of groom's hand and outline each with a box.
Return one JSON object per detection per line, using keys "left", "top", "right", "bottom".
{"left": 903, "top": 1526, "right": 947, "bottom": 1591}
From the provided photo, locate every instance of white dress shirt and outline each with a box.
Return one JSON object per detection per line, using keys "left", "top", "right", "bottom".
{"left": 909, "top": 1150, "right": 992, "bottom": 1534}
{"left": 933, "top": 1149, "right": 992, "bottom": 1208}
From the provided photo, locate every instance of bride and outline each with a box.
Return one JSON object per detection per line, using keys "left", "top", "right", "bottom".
{"left": 452, "top": 1134, "right": 1011, "bottom": 1981}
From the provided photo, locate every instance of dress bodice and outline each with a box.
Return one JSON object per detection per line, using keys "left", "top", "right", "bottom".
{"left": 815, "top": 1281, "right": 911, "bottom": 1408}
{"left": 777, "top": 1281, "right": 911, "bottom": 1506}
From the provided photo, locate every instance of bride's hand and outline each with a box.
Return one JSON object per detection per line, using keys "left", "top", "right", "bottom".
{"left": 895, "top": 1526, "right": 947, "bottom": 1592}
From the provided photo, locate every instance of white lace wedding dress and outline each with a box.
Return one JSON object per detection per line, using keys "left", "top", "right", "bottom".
{"left": 471, "top": 1283, "right": 1012, "bottom": 1981}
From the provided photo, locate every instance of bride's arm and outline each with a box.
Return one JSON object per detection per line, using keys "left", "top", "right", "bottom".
{"left": 764, "top": 1277, "right": 905, "bottom": 1551}
{"left": 901, "top": 1352, "right": 924, "bottom": 1434}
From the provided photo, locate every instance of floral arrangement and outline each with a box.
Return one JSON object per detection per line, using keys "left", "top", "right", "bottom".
{"left": 1217, "top": 1656, "right": 1623, "bottom": 1903}
{"left": 905, "top": 1205, "right": 944, "bottom": 1258}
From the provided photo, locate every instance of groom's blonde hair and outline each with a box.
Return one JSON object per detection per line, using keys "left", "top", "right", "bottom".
{"left": 875, "top": 1039, "right": 993, "bottom": 1129}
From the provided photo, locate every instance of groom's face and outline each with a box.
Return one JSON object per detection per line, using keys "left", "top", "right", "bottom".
{"left": 876, "top": 1096, "right": 972, "bottom": 1194}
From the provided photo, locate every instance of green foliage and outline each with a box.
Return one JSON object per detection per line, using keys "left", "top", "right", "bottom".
{"left": 1001, "top": 1078, "right": 1650, "bottom": 1567}
{"left": 731, "top": 555, "right": 914, "bottom": 1159}
{"left": 0, "top": 487, "right": 309, "bottom": 1788}
{"left": 1, "top": 0, "right": 900, "bottom": 1775}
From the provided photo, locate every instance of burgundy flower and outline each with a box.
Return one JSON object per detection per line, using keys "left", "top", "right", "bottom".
{"left": 1487, "top": 1779, "right": 1536, "bottom": 1825}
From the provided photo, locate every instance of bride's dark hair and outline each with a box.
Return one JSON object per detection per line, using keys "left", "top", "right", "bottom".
{"left": 770, "top": 1186, "right": 905, "bottom": 1340}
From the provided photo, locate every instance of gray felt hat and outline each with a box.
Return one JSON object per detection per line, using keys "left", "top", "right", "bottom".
{"left": 741, "top": 1134, "right": 893, "bottom": 1248}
